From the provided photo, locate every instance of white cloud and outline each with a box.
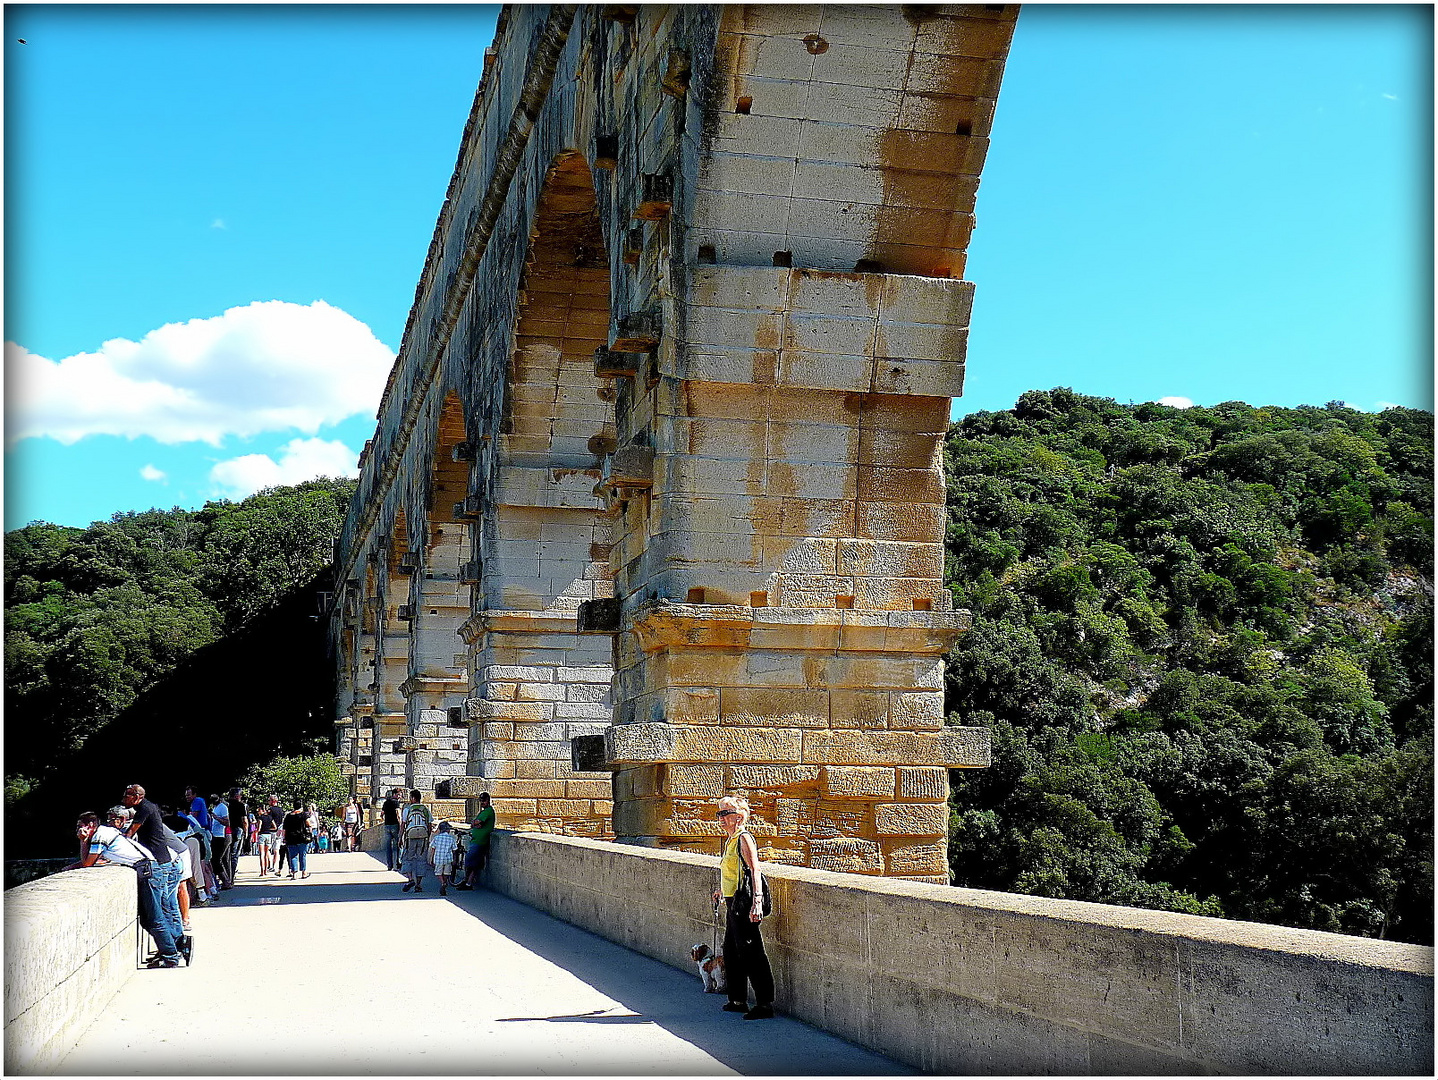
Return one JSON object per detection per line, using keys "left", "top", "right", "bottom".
{"left": 6, "top": 300, "right": 393, "bottom": 446}
{"left": 211, "top": 218, "right": 227, "bottom": 229}
{"left": 1156, "top": 396, "right": 1194, "bottom": 409}
{"left": 139, "top": 464, "right": 167, "bottom": 482}
{"left": 209, "top": 436, "right": 359, "bottom": 500}
{"left": 1382, "top": 93, "right": 1398, "bottom": 101}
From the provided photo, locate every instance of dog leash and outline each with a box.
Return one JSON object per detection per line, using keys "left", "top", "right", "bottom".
{"left": 712, "top": 893, "right": 722, "bottom": 957}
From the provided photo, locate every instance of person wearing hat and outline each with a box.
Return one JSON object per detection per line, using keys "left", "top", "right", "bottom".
{"left": 428, "top": 820, "right": 459, "bottom": 897}
{"left": 455, "top": 792, "right": 495, "bottom": 891}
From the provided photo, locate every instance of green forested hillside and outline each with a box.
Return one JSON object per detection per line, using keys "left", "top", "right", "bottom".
{"left": 943, "top": 390, "right": 1433, "bottom": 944}
{"left": 4, "top": 478, "right": 356, "bottom": 798}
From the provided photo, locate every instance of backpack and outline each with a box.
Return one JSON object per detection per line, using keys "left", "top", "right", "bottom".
{"left": 404, "top": 804, "right": 431, "bottom": 840}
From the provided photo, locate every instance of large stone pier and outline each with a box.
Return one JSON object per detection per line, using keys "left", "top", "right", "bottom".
{"left": 330, "top": 4, "right": 1018, "bottom": 879}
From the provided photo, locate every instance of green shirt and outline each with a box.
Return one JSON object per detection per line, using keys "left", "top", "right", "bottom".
{"left": 468, "top": 806, "right": 495, "bottom": 847}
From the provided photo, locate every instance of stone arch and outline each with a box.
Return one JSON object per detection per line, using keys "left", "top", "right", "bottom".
{"left": 394, "top": 391, "right": 477, "bottom": 800}
{"left": 468, "top": 150, "right": 617, "bottom": 836}
{"left": 503, "top": 152, "right": 614, "bottom": 463}
{"left": 364, "top": 510, "right": 412, "bottom": 801}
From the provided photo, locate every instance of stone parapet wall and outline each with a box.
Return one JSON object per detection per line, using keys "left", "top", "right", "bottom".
{"left": 4, "top": 867, "right": 136, "bottom": 1074}
{"left": 486, "top": 830, "right": 1435, "bottom": 1076}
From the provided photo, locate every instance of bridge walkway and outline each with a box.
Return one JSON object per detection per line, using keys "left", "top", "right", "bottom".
{"left": 55, "top": 852, "right": 913, "bottom": 1075}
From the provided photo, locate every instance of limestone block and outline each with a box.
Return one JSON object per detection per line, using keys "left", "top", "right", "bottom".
{"left": 777, "top": 798, "right": 871, "bottom": 839}
{"left": 564, "top": 779, "right": 614, "bottom": 799}
{"left": 766, "top": 461, "right": 856, "bottom": 501}
{"left": 829, "top": 689, "right": 891, "bottom": 729}
{"left": 693, "top": 186, "right": 790, "bottom": 236}
{"left": 891, "top": 693, "right": 944, "bottom": 731}
{"left": 801, "top": 729, "right": 945, "bottom": 766}
{"left": 493, "top": 798, "right": 538, "bottom": 821}
{"left": 879, "top": 274, "right": 975, "bottom": 327}
{"left": 555, "top": 701, "right": 613, "bottom": 721}
{"left": 809, "top": 838, "right": 884, "bottom": 874}
{"left": 822, "top": 766, "right": 896, "bottom": 799}
{"left": 696, "top": 148, "right": 799, "bottom": 201}
{"left": 837, "top": 539, "right": 943, "bottom": 579}
{"left": 536, "top": 799, "right": 595, "bottom": 818}
{"left": 720, "top": 687, "right": 828, "bottom": 729}
{"left": 606, "top": 723, "right": 677, "bottom": 765}
{"left": 660, "top": 763, "right": 725, "bottom": 797}
{"left": 726, "top": 765, "right": 821, "bottom": 792}
{"left": 606, "top": 722, "right": 803, "bottom": 765}
{"left": 563, "top": 666, "right": 614, "bottom": 684}
{"left": 942, "top": 726, "right": 992, "bottom": 767}
{"left": 516, "top": 682, "right": 566, "bottom": 702}
{"left": 872, "top": 357, "right": 966, "bottom": 398}
{"left": 882, "top": 839, "right": 949, "bottom": 877}
{"left": 855, "top": 576, "right": 942, "bottom": 611}
{"left": 857, "top": 465, "right": 945, "bottom": 506}
{"left": 513, "top": 759, "right": 559, "bottom": 780}
{"left": 493, "top": 779, "right": 566, "bottom": 799}
{"left": 472, "top": 700, "right": 554, "bottom": 722}
{"left": 566, "top": 682, "right": 610, "bottom": 704}
{"left": 777, "top": 350, "right": 872, "bottom": 394}
{"left": 513, "top": 722, "right": 566, "bottom": 742}
{"left": 663, "top": 687, "right": 720, "bottom": 724}
{"left": 874, "top": 802, "right": 947, "bottom": 836}
{"left": 856, "top": 500, "right": 945, "bottom": 543}
{"left": 898, "top": 766, "right": 949, "bottom": 800}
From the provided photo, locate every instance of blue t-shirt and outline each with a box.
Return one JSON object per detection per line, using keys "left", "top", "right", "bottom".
{"left": 189, "top": 796, "right": 210, "bottom": 831}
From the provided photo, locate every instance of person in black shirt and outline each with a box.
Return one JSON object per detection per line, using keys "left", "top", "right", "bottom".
{"left": 382, "top": 788, "right": 403, "bottom": 872}
{"left": 122, "top": 784, "right": 189, "bottom": 964}
{"left": 281, "top": 800, "right": 312, "bottom": 879}
{"left": 257, "top": 794, "right": 282, "bottom": 875}
{"left": 227, "top": 788, "right": 247, "bottom": 880}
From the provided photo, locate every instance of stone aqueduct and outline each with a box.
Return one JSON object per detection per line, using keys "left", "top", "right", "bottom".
{"left": 330, "top": 3, "right": 1018, "bottom": 881}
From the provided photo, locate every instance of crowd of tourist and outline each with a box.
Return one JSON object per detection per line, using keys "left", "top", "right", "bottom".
{"left": 66, "top": 782, "right": 499, "bottom": 969}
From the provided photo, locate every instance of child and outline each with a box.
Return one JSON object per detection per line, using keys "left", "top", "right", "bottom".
{"left": 428, "top": 821, "right": 459, "bottom": 897}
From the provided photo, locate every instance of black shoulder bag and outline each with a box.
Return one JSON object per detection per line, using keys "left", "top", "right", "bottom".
{"left": 732, "top": 843, "right": 772, "bottom": 918}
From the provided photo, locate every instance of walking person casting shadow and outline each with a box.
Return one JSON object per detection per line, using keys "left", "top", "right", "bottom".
{"left": 710, "top": 795, "right": 774, "bottom": 1020}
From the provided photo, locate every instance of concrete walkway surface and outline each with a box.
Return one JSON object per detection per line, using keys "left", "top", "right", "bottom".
{"left": 56, "top": 852, "right": 915, "bottom": 1076}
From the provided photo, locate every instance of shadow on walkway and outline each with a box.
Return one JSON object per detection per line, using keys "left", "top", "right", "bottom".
{"left": 59, "top": 852, "right": 912, "bottom": 1076}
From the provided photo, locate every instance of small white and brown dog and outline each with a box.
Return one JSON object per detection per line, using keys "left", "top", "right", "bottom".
{"left": 690, "top": 943, "right": 727, "bottom": 993}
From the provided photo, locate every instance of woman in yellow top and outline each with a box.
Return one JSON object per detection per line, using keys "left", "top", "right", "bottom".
{"left": 710, "top": 795, "right": 774, "bottom": 1020}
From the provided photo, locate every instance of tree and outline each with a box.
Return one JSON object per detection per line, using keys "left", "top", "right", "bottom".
{"left": 238, "top": 751, "right": 350, "bottom": 814}
{"left": 945, "top": 389, "right": 1433, "bottom": 944}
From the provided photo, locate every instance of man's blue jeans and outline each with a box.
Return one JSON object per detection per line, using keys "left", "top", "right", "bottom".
{"left": 385, "top": 826, "right": 400, "bottom": 870}
{"left": 287, "top": 842, "right": 309, "bottom": 874}
{"left": 140, "top": 861, "right": 183, "bottom": 959}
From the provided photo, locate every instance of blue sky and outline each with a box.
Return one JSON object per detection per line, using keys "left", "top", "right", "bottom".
{"left": 4, "top": 4, "right": 1432, "bottom": 531}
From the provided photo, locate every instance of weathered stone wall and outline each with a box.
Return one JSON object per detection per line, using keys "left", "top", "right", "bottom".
{"left": 4, "top": 867, "right": 136, "bottom": 1075}
{"left": 330, "top": 5, "right": 1018, "bottom": 872}
{"left": 487, "top": 829, "right": 1436, "bottom": 1076}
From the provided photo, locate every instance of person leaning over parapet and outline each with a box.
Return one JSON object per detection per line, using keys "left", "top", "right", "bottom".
{"left": 72, "top": 807, "right": 184, "bottom": 968}
{"left": 122, "top": 785, "right": 193, "bottom": 966}
{"left": 455, "top": 791, "right": 495, "bottom": 891}
{"left": 711, "top": 795, "right": 774, "bottom": 1020}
